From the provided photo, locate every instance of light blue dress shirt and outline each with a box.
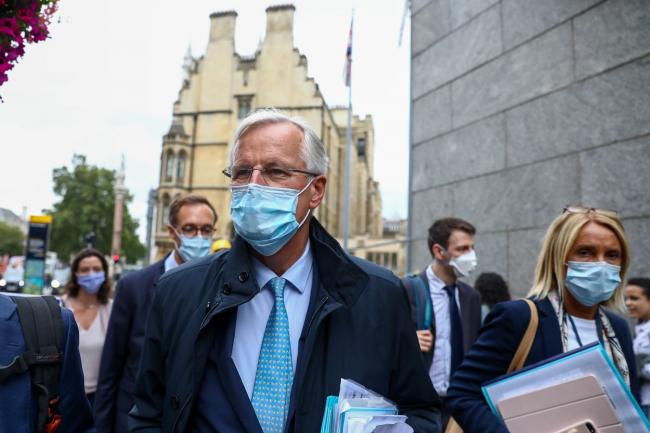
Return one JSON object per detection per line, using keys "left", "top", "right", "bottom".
{"left": 163, "top": 252, "right": 180, "bottom": 273}
{"left": 426, "top": 264, "right": 461, "bottom": 397}
{"left": 231, "top": 241, "right": 314, "bottom": 399}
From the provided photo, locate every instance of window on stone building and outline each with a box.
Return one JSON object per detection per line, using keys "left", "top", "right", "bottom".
{"left": 176, "top": 151, "right": 186, "bottom": 183}
{"left": 165, "top": 150, "right": 175, "bottom": 182}
{"left": 391, "top": 253, "right": 397, "bottom": 270}
{"left": 366, "top": 252, "right": 374, "bottom": 263}
{"left": 357, "top": 136, "right": 366, "bottom": 159}
{"left": 237, "top": 96, "right": 252, "bottom": 119}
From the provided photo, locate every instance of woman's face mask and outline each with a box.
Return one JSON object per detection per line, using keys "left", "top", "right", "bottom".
{"left": 565, "top": 261, "right": 621, "bottom": 307}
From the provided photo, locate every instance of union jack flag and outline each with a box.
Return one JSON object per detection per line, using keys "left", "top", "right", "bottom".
{"left": 344, "top": 16, "right": 353, "bottom": 87}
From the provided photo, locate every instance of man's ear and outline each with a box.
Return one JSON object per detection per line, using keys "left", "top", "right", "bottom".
{"left": 167, "top": 224, "right": 179, "bottom": 245}
{"left": 431, "top": 243, "right": 446, "bottom": 261}
{"left": 309, "top": 176, "right": 327, "bottom": 209}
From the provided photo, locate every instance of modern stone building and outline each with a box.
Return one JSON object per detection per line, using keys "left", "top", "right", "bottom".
{"left": 153, "top": 5, "right": 382, "bottom": 258}
{"left": 409, "top": 0, "right": 650, "bottom": 295}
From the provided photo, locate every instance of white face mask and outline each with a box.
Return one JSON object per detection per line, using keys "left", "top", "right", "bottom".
{"left": 447, "top": 250, "right": 478, "bottom": 278}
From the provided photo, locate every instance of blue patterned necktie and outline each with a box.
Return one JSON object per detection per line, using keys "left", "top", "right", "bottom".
{"left": 251, "top": 277, "right": 293, "bottom": 433}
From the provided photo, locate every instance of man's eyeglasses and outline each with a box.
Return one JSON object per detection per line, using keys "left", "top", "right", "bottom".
{"left": 562, "top": 205, "right": 618, "bottom": 217}
{"left": 175, "top": 224, "right": 215, "bottom": 237}
{"left": 222, "top": 164, "right": 319, "bottom": 186}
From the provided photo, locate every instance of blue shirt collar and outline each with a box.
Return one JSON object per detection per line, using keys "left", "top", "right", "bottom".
{"left": 251, "top": 240, "right": 313, "bottom": 294}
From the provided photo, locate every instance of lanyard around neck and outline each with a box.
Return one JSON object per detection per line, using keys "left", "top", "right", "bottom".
{"left": 566, "top": 310, "right": 604, "bottom": 347}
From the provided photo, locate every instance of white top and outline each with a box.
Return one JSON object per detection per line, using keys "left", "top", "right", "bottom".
{"left": 567, "top": 315, "right": 598, "bottom": 351}
{"left": 633, "top": 320, "right": 650, "bottom": 405}
{"left": 72, "top": 300, "right": 113, "bottom": 394}
{"left": 426, "top": 264, "right": 460, "bottom": 397}
{"left": 231, "top": 241, "right": 313, "bottom": 399}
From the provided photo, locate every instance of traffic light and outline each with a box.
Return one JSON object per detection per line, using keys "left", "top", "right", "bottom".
{"left": 113, "top": 254, "right": 120, "bottom": 264}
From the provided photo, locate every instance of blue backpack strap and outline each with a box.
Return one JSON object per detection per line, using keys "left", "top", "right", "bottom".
{"left": 412, "top": 275, "right": 432, "bottom": 330}
{"left": 403, "top": 274, "right": 432, "bottom": 330}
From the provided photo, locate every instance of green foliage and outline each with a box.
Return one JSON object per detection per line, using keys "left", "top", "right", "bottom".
{"left": 48, "top": 154, "right": 146, "bottom": 263}
{"left": 0, "top": 220, "right": 25, "bottom": 256}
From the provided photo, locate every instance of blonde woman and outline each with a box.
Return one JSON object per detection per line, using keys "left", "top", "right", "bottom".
{"left": 446, "top": 206, "right": 639, "bottom": 433}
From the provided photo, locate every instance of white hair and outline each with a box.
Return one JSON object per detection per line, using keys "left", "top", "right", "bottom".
{"left": 229, "top": 108, "right": 329, "bottom": 175}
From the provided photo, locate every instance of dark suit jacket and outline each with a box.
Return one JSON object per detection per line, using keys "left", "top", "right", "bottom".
{"left": 404, "top": 271, "right": 482, "bottom": 368}
{"left": 446, "top": 297, "right": 639, "bottom": 433}
{"left": 94, "top": 258, "right": 166, "bottom": 433}
{"left": 128, "top": 219, "right": 442, "bottom": 433}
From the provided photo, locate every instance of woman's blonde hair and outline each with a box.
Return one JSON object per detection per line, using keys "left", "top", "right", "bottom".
{"left": 527, "top": 208, "right": 630, "bottom": 311}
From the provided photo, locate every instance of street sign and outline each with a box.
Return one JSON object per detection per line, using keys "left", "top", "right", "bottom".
{"left": 23, "top": 215, "right": 52, "bottom": 294}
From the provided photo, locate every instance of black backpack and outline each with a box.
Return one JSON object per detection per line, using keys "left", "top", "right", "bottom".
{"left": 0, "top": 295, "right": 64, "bottom": 433}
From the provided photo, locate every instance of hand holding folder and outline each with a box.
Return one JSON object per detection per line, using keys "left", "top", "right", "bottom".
{"left": 320, "top": 379, "right": 414, "bottom": 433}
{"left": 482, "top": 342, "right": 650, "bottom": 433}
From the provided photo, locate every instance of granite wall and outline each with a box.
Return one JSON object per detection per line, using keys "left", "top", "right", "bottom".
{"left": 409, "top": 0, "right": 650, "bottom": 295}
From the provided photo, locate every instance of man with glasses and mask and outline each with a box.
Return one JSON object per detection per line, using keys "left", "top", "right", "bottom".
{"left": 128, "top": 109, "right": 442, "bottom": 433}
{"left": 402, "top": 217, "right": 482, "bottom": 429}
{"left": 94, "top": 195, "right": 217, "bottom": 433}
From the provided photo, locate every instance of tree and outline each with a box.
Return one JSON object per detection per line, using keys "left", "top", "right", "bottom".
{"left": 48, "top": 154, "right": 145, "bottom": 263}
{"left": 0, "top": 220, "right": 24, "bottom": 256}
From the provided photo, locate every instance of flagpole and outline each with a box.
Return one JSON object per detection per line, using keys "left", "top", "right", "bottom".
{"left": 343, "top": 11, "right": 354, "bottom": 252}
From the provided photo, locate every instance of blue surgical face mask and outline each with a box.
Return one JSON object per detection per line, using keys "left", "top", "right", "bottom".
{"left": 565, "top": 261, "right": 621, "bottom": 307}
{"left": 230, "top": 180, "right": 313, "bottom": 256}
{"left": 77, "top": 271, "right": 105, "bottom": 294}
{"left": 176, "top": 234, "right": 212, "bottom": 262}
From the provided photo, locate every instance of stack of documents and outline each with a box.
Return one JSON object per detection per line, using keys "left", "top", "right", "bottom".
{"left": 482, "top": 342, "right": 650, "bottom": 433}
{"left": 320, "top": 379, "right": 414, "bottom": 433}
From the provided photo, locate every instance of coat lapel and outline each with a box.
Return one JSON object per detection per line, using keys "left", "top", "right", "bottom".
{"left": 536, "top": 298, "right": 563, "bottom": 359}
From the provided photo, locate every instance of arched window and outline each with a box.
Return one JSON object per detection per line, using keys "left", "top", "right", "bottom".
{"left": 161, "top": 194, "right": 171, "bottom": 229}
{"left": 176, "top": 151, "right": 186, "bottom": 183}
{"left": 165, "top": 150, "right": 175, "bottom": 182}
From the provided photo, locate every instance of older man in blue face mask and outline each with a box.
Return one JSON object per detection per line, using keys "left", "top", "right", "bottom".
{"left": 128, "top": 109, "right": 442, "bottom": 433}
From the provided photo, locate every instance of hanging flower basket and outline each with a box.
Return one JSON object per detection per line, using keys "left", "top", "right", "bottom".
{"left": 0, "top": 0, "right": 59, "bottom": 88}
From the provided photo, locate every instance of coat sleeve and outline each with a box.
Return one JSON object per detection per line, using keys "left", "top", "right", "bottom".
{"left": 128, "top": 286, "right": 166, "bottom": 433}
{"left": 391, "top": 283, "right": 443, "bottom": 433}
{"left": 94, "top": 277, "right": 134, "bottom": 433}
{"left": 58, "top": 308, "right": 96, "bottom": 433}
{"left": 446, "top": 301, "right": 530, "bottom": 433}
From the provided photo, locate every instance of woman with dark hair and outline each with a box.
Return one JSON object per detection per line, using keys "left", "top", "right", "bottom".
{"left": 626, "top": 277, "right": 650, "bottom": 415}
{"left": 474, "top": 272, "right": 511, "bottom": 321}
{"left": 63, "top": 248, "right": 113, "bottom": 407}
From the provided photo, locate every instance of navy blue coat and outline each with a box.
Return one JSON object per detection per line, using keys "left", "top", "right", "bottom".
{"left": 129, "top": 219, "right": 442, "bottom": 433}
{"left": 0, "top": 294, "right": 95, "bottom": 433}
{"left": 446, "top": 297, "right": 639, "bottom": 433}
{"left": 94, "top": 259, "right": 166, "bottom": 433}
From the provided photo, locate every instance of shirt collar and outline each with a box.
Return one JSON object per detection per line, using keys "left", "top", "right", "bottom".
{"left": 252, "top": 240, "right": 313, "bottom": 294}
{"left": 164, "top": 252, "right": 180, "bottom": 273}
{"left": 426, "top": 264, "right": 449, "bottom": 293}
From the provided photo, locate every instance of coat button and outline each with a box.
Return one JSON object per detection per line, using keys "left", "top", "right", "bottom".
{"left": 171, "top": 396, "right": 180, "bottom": 410}
{"left": 222, "top": 282, "right": 232, "bottom": 295}
{"left": 238, "top": 271, "right": 249, "bottom": 282}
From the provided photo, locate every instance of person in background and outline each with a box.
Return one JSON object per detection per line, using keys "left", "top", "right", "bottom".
{"left": 63, "top": 248, "right": 113, "bottom": 407}
{"left": 94, "top": 195, "right": 217, "bottom": 433}
{"left": 402, "top": 217, "right": 482, "bottom": 429}
{"left": 0, "top": 293, "right": 95, "bottom": 433}
{"left": 474, "top": 272, "right": 511, "bottom": 321}
{"left": 625, "top": 277, "right": 650, "bottom": 415}
{"left": 447, "top": 206, "right": 639, "bottom": 433}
